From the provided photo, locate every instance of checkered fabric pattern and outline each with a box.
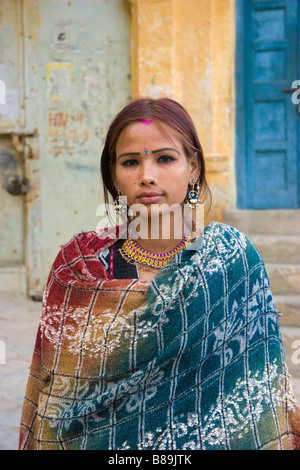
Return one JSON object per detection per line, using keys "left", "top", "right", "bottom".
{"left": 19, "top": 222, "right": 300, "bottom": 450}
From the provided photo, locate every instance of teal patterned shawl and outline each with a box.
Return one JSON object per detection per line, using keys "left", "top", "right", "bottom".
{"left": 19, "top": 222, "right": 300, "bottom": 450}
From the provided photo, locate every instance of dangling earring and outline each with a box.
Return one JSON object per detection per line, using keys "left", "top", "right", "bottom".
{"left": 187, "top": 179, "right": 202, "bottom": 208}
{"left": 114, "top": 186, "right": 127, "bottom": 216}
{"left": 185, "top": 178, "right": 204, "bottom": 242}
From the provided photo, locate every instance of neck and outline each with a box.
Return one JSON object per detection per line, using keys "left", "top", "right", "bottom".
{"left": 128, "top": 211, "right": 186, "bottom": 253}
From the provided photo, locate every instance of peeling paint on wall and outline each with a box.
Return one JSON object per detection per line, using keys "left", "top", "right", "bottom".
{"left": 46, "top": 62, "right": 72, "bottom": 101}
{"left": 0, "top": 81, "right": 5, "bottom": 105}
{"left": 0, "top": 64, "right": 19, "bottom": 118}
{"left": 47, "top": 110, "right": 89, "bottom": 157}
{"left": 0, "top": 65, "right": 6, "bottom": 104}
{"left": 81, "top": 63, "right": 106, "bottom": 106}
{"left": 0, "top": 340, "right": 5, "bottom": 365}
{"left": 0, "top": 89, "right": 18, "bottom": 119}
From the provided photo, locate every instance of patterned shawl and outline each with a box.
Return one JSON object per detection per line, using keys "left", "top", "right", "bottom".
{"left": 19, "top": 222, "right": 300, "bottom": 450}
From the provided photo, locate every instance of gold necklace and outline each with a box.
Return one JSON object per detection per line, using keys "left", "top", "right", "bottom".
{"left": 119, "top": 235, "right": 191, "bottom": 270}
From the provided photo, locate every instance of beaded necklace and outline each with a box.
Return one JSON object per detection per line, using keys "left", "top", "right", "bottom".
{"left": 119, "top": 235, "right": 191, "bottom": 271}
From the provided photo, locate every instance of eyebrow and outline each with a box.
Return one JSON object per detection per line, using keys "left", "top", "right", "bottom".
{"left": 152, "top": 147, "right": 180, "bottom": 155}
{"left": 117, "top": 152, "right": 140, "bottom": 160}
{"left": 117, "top": 147, "right": 180, "bottom": 160}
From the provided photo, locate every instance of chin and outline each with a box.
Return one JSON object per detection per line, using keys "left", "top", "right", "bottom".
{"left": 149, "top": 202, "right": 184, "bottom": 220}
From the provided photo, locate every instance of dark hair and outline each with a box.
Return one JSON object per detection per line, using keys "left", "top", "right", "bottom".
{"left": 100, "top": 97, "right": 211, "bottom": 210}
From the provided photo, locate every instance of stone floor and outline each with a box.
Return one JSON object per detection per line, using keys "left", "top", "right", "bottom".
{"left": 0, "top": 294, "right": 41, "bottom": 450}
{"left": 0, "top": 293, "right": 299, "bottom": 450}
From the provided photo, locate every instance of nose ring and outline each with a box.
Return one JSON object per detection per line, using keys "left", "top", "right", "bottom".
{"left": 142, "top": 177, "right": 157, "bottom": 185}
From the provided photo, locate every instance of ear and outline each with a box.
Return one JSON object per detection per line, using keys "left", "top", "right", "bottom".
{"left": 112, "top": 177, "right": 118, "bottom": 190}
{"left": 109, "top": 162, "right": 118, "bottom": 191}
{"left": 189, "top": 151, "right": 201, "bottom": 180}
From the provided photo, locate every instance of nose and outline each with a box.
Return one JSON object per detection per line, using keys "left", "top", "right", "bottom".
{"left": 141, "top": 176, "right": 157, "bottom": 186}
{"left": 139, "top": 161, "right": 157, "bottom": 186}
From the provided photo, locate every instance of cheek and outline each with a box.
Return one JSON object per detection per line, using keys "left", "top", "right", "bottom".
{"left": 168, "top": 181, "right": 189, "bottom": 204}
{"left": 169, "top": 174, "right": 190, "bottom": 200}
{"left": 114, "top": 167, "right": 126, "bottom": 188}
{"left": 117, "top": 178, "right": 138, "bottom": 201}
{"left": 171, "top": 171, "right": 190, "bottom": 189}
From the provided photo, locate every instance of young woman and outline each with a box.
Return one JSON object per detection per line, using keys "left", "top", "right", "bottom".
{"left": 19, "top": 98, "right": 300, "bottom": 450}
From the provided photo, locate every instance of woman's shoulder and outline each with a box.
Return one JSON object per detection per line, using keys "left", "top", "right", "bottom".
{"left": 204, "top": 221, "right": 248, "bottom": 242}
{"left": 60, "top": 225, "right": 126, "bottom": 254}
{"left": 49, "top": 228, "right": 122, "bottom": 281}
{"left": 203, "top": 221, "right": 263, "bottom": 264}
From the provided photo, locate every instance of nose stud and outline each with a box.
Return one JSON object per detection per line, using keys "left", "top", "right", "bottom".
{"left": 141, "top": 177, "right": 157, "bottom": 185}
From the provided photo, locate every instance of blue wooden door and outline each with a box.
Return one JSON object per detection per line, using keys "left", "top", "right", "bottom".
{"left": 236, "top": 0, "right": 300, "bottom": 209}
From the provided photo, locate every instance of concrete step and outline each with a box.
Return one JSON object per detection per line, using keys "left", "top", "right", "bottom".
{"left": 275, "top": 296, "right": 300, "bottom": 327}
{"left": 266, "top": 264, "right": 300, "bottom": 296}
{"left": 281, "top": 326, "right": 300, "bottom": 404}
{"left": 250, "top": 235, "right": 300, "bottom": 264}
{"left": 291, "top": 378, "right": 300, "bottom": 405}
{"left": 0, "top": 265, "right": 26, "bottom": 297}
{"left": 223, "top": 210, "right": 300, "bottom": 326}
{"left": 223, "top": 209, "right": 300, "bottom": 235}
{"left": 280, "top": 326, "right": 300, "bottom": 379}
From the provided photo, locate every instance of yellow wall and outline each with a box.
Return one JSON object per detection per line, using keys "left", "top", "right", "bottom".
{"left": 128, "top": 0, "right": 236, "bottom": 223}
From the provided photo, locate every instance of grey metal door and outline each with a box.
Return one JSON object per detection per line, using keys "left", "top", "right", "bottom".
{"left": 0, "top": 0, "right": 131, "bottom": 297}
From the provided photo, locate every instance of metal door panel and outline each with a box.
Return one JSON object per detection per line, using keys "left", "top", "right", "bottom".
{"left": 33, "top": 0, "right": 131, "bottom": 296}
{"left": 0, "top": 136, "right": 25, "bottom": 263}
{"left": 0, "top": 0, "right": 24, "bottom": 131}
{"left": 0, "top": 0, "right": 131, "bottom": 297}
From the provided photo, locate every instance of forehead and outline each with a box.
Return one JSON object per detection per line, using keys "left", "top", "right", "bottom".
{"left": 116, "top": 121, "right": 184, "bottom": 151}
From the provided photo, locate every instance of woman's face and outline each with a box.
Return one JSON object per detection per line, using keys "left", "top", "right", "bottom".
{"left": 113, "top": 121, "right": 200, "bottom": 216}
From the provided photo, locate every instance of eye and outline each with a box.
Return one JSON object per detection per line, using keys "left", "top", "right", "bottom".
{"left": 157, "top": 155, "right": 176, "bottom": 163}
{"left": 121, "top": 159, "right": 139, "bottom": 167}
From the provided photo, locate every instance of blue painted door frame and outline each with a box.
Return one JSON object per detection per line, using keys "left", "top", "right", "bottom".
{"left": 236, "top": 0, "right": 300, "bottom": 209}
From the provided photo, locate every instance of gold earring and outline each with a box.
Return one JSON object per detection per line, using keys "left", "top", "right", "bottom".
{"left": 114, "top": 186, "right": 127, "bottom": 216}
{"left": 187, "top": 179, "right": 202, "bottom": 208}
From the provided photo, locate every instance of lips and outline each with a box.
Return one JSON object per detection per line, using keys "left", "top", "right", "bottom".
{"left": 137, "top": 191, "right": 163, "bottom": 204}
